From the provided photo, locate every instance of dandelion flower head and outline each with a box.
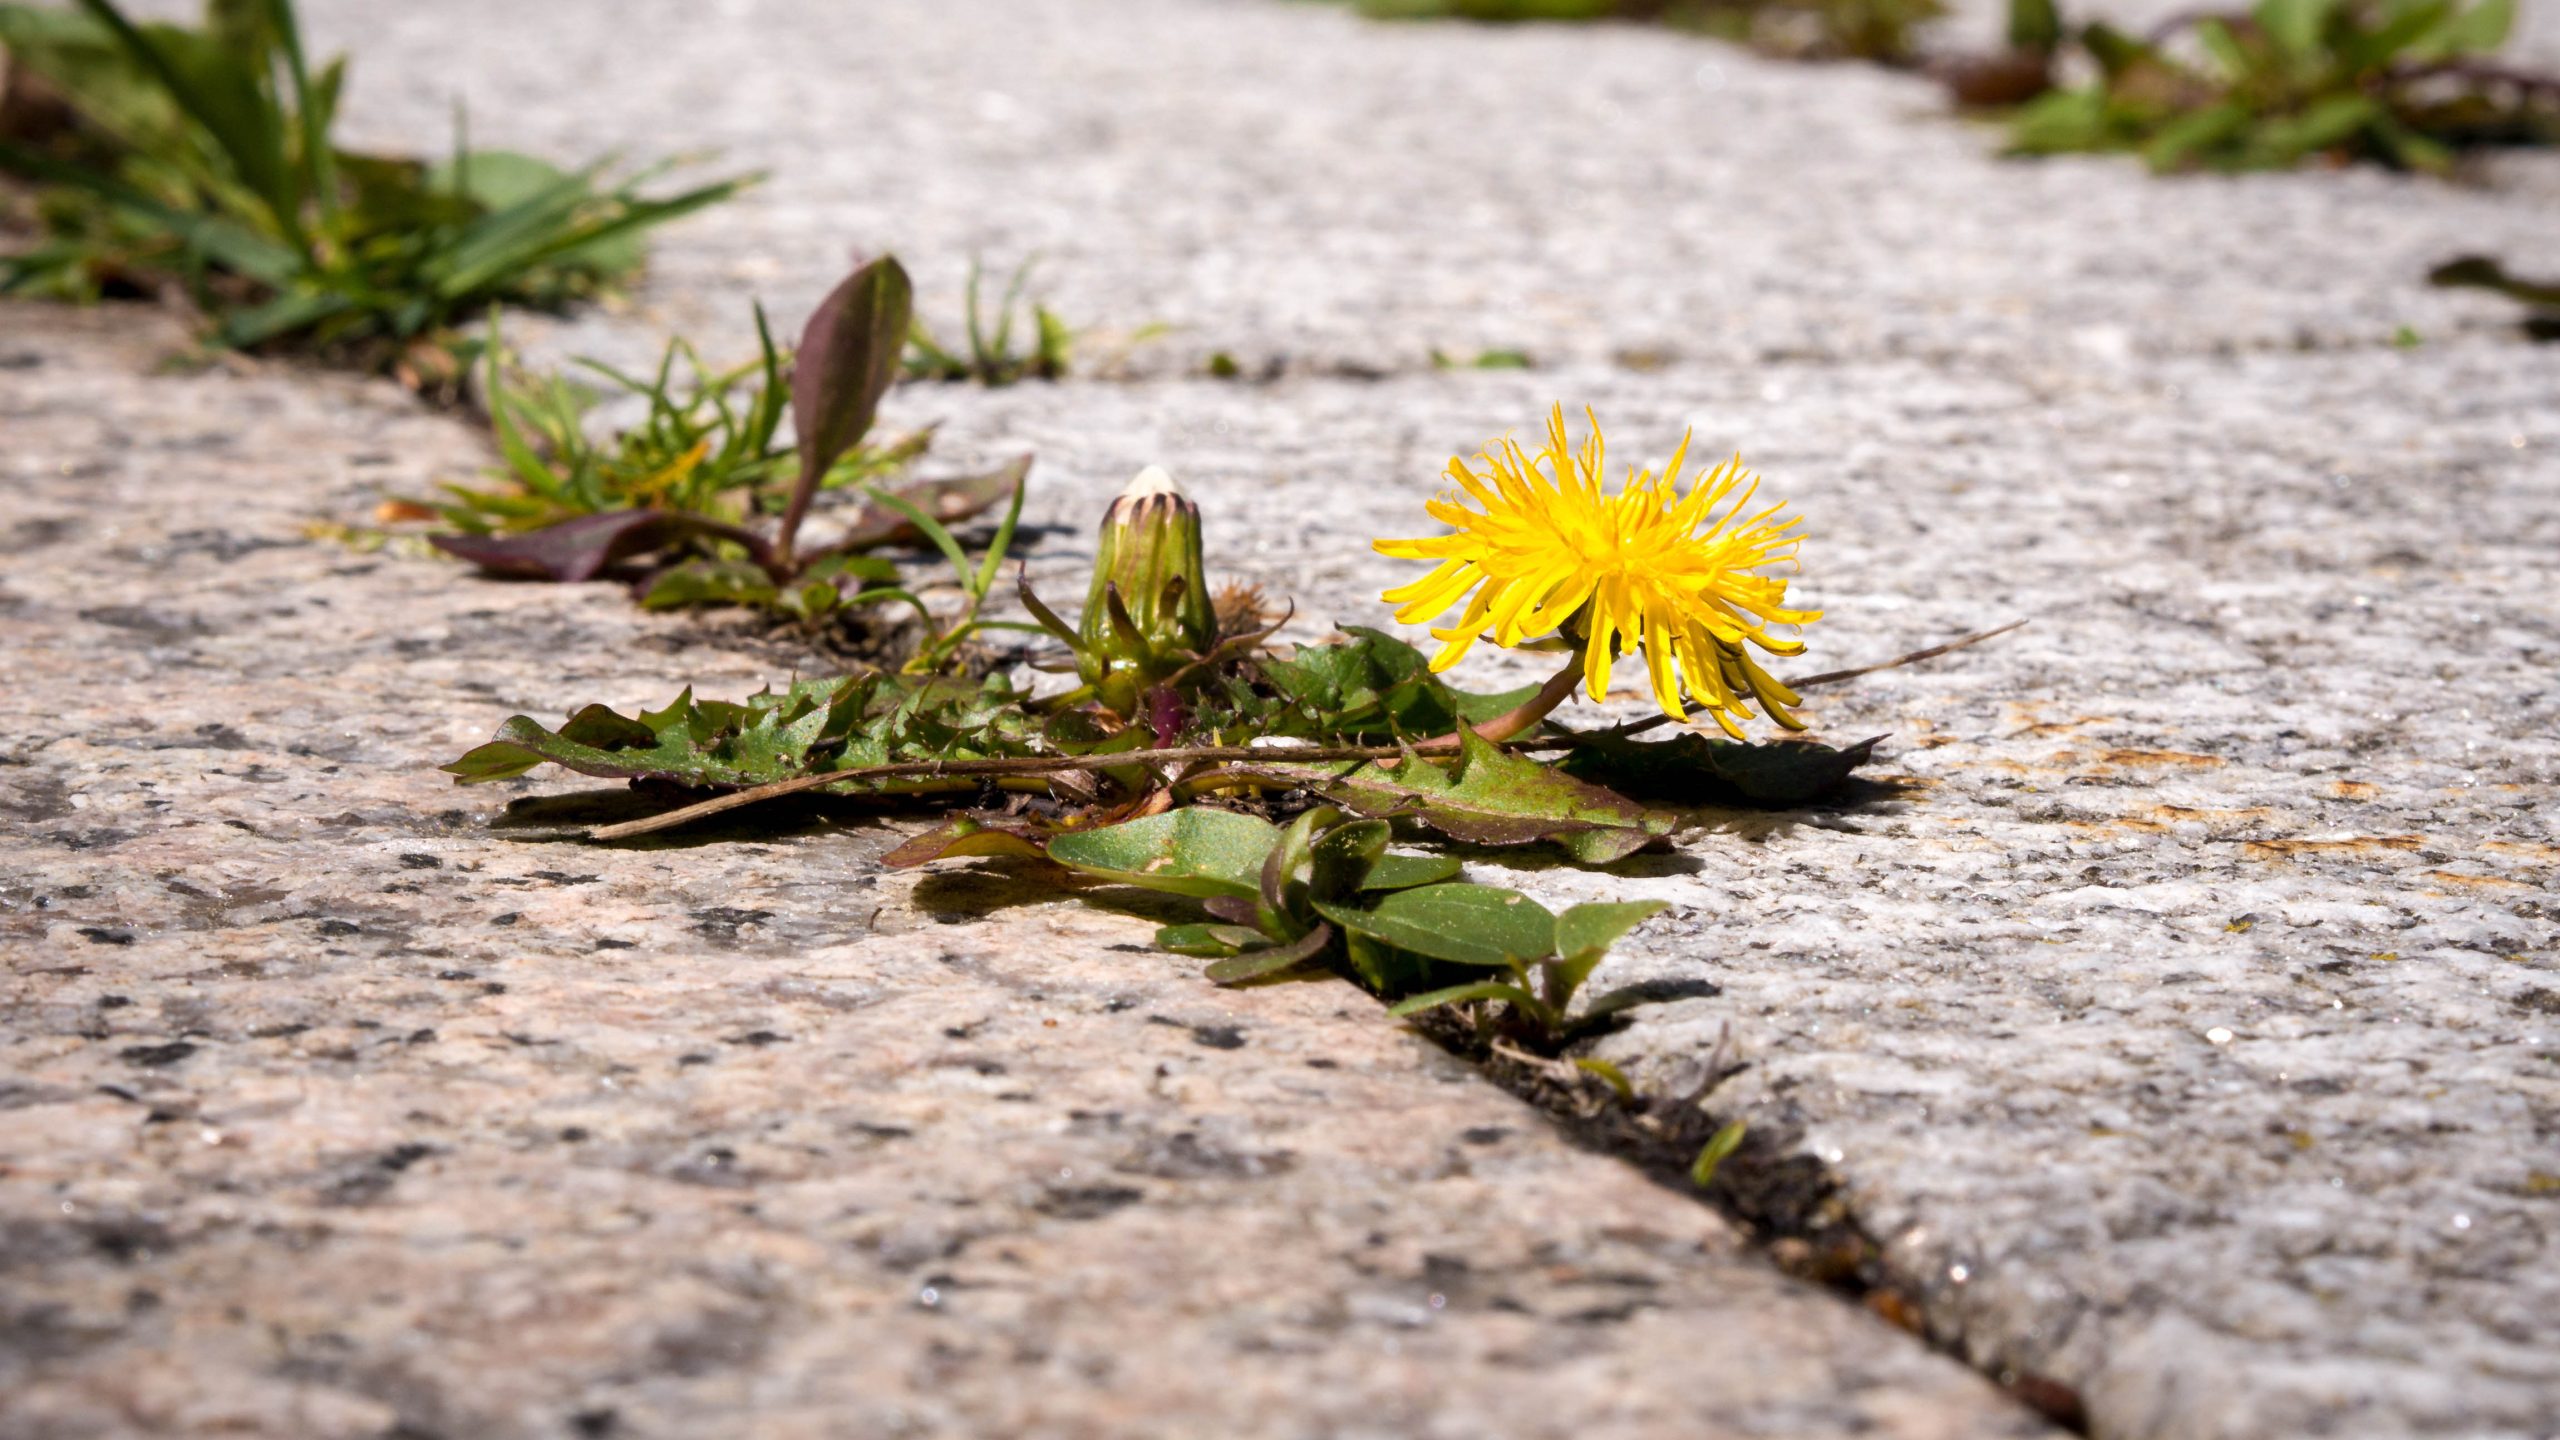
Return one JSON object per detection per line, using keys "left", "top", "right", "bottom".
{"left": 1373, "top": 405, "right": 1821, "bottom": 737}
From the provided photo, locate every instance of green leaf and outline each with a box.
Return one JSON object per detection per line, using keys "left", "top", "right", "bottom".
{"left": 71, "top": 0, "right": 301, "bottom": 250}
{"left": 2342, "top": 0, "right": 2453, "bottom": 70}
{"left": 1313, "top": 882, "right": 1557, "bottom": 969}
{"left": 1248, "top": 727, "right": 1673, "bottom": 863}
{"left": 1202, "top": 922, "right": 1336, "bottom": 983}
{"left": 1386, "top": 979, "right": 1542, "bottom": 1019}
{"left": 803, "top": 552, "right": 903, "bottom": 586}
{"left": 1552, "top": 900, "right": 1665, "bottom": 964}
{"left": 2256, "top": 93, "right": 2381, "bottom": 163}
{"left": 1361, "top": 852, "right": 1464, "bottom": 892}
{"left": 1045, "top": 808, "right": 1281, "bottom": 899}
{"left": 422, "top": 150, "right": 646, "bottom": 276}
{"left": 0, "top": 139, "right": 301, "bottom": 286}
{"left": 2007, "top": 0, "right": 2061, "bottom": 52}
{"left": 1573, "top": 1056, "right": 1635, "bottom": 1101}
{"left": 1156, "top": 922, "right": 1267, "bottom": 959}
{"left": 792, "top": 256, "right": 913, "bottom": 495}
{"left": 2143, "top": 101, "right": 2252, "bottom": 171}
{"left": 881, "top": 815, "right": 1052, "bottom": 868}
{"left": 435, "top": 170, "right": 750, "bottom": 314}
{"left": 1340, "top": 929, "right": 1438, "bottom": 997}
{"left": 2004, "top": 89, "right": 2115, "bottom": 157}
{"left": 1545, "top": 901, "right": 1664, "bottom": 1014}
{"left": 1260, "top": 627, "right": 1533, "bottom": 738}
{"left": 2439, "top": 0, "right": 2514, "bottom": 55}
{"left": 212, "top": 286, "right": 357, "bottom": 348}
{"left": 5, "top": 0, "right": 749, "bottom": 353}
{"left": 638, "top": 559, "right": 785, "bottom": 613}
{"left": 2251, "top": 0, "right": 2332, "bottom": 62}
{"left": 1308, "top": 817, "right": 1391, "bottom": 902}
{"left": 1557, "top": 732, "right": 1879, "bottom": 808}
{"left": 207, "top": 0, "right": 281, "bottom": 66}
{"left": 2080, "top": 22, "right": 2156, "bottom": 77}
{"left": 1255, "top": 805, "right": 1334, "bottom": 934}
{"left": 1690, "top": 1119, "right": 1748, "bottom": 1189}
{"left": 2370, "top": 115, "right": 2453, "bottom": 173}
{"left": 1536, "top": 899, "right": 1663, "bottom": 1017}
{"left": 258, "top": 0, "right": 337, "bottom": 234}
{"left": 443, "top": 673, "right": 1039, "bottom": 791}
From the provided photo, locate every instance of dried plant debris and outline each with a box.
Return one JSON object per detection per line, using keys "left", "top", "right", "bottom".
{"left": 0, "top": 0, "right": 747, "bottom": 370}
{"left": 1965, "top": 0, "right": 2559, "bottom": 172}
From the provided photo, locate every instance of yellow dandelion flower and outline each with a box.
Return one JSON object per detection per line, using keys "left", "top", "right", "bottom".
{"left": 1373, "top": 405, "right": 1822, "bottom": 738}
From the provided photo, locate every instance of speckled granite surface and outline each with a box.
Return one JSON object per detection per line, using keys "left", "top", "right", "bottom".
{"left": 5, "top": 1, "right": 2559, "bottom": 1437}
{"left": 287, "top": 0, "right": 2560, "bottom": 382}
{"left": 0, "top": 307, "right": 2045, "bottom": 1440}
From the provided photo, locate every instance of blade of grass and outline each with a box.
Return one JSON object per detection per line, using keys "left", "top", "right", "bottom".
{"left": 969, "top": 461, "right": 1032, "bottom": 599}
{"left": 69, "top": 0, "right": 307, "bottom": 256}
{"left": 0, "top": 141, "right": 302, "bottom": 285}
{"left": 861, "top": 488, "right": 973, "bottom": 587}
{"left": 214, "top": 285, "right": 355, "bottom": 347}
{"left": 263, "top": 0, "right": 339, "bottom": 234}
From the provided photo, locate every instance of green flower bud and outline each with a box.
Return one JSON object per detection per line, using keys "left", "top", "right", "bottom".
{"left": 1079, "top": 466, "right": 1216, "bottom": 715}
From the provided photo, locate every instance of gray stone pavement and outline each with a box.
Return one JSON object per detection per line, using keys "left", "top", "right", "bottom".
{"left": 7, "top": 2, "right": 2560, "bottom": 1438}
{"left": 0, "top": 308, "right": 2044, "bottom": 1440}
{"left": 305, "top": 0, "right": 2560, "bottom": 380}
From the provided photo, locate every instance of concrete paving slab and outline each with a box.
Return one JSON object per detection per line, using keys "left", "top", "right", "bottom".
{"left": 0, "top": 306, "right": 2052, "bottom": 1440}
{"left": 6, "top": 1, "right": 2557, "bottom": 1437}
{"left": 272, "top": 0, "right": 2560, "bottom": 382}
{"left": 678, "top": 337, "right": 2558, "bottom": 1440}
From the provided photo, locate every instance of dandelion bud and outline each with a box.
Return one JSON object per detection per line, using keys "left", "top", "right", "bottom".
{"left": 1080, "top": 468, "right": 1217, "bottom": 705}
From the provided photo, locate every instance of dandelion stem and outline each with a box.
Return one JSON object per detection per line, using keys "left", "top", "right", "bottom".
{"left": 1400, "top": 657, "right": 1587, "bottom": 754}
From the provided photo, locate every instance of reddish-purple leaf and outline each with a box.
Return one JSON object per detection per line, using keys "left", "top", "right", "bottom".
{"left": 430, "top": 510, "right": 763, "bottom": 582}
{"left": 779, "top": 256, "right": 913, "bottom": 560}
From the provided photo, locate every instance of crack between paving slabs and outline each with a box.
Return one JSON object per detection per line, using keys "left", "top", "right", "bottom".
{"left": 1402, "top": 1008, "right": 2095, "bottom": 1436}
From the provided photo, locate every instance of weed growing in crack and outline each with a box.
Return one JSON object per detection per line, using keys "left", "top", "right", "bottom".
{"left": 1954, "top": 0, "right": 2560, "bottom": 173}
{"left": 414, "top": 404, "right": 2031, "bottom": 1407}
{"left": 0, "top": 0, "right": 747, "bottom": 375}
{"left": 428, "top": 309, "right": 924, "bottom": 545}
{"left": 418, "top": 255, "right": 1032, "bottom": 634}
{"left": 1336, "top": 0, "right": 1946, "bottom": 64}
{"left": 436, "top": 407, "right": 2013, "bottom": 1049}
{"left": 903, "top": 256, "right": 1075, "bottom": 387}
